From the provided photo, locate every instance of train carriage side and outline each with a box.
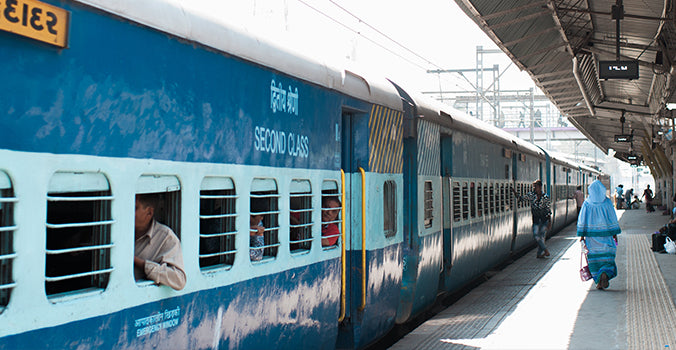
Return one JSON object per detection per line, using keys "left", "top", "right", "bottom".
{"left": 392, "top": 95, "right": 535, "bottom": 322}
{"left": 0, "top": 1, "right": 405, "bottom": 349}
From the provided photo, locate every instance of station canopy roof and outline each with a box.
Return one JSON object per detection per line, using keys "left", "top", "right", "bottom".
{"left": 454, "top": 0, "right": 676, "bottom": 172}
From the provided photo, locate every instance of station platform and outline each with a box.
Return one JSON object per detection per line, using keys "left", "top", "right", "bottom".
{"left": 390, "top": 209, "right": 676, "bottom": 349}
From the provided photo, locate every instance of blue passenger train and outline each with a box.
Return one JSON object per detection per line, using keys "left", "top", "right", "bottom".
{"left": 0, "top": 0, "right": 604, "bottom": 349}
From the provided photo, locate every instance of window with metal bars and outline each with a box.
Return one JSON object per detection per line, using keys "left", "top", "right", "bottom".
{"left": 0, "top": 171, "right": 16, "bottom": 310}
{"left": 477, "top": 183, "right": 483, "bottom": 218}
{"left": 290, "top": 180, "right": 313, "bottom": 252}
{"left": 199, "top": 177, "right": 237, "bottom": 270}
{"left": 45, "top": 172, "right": 114, "bottom": 297}
{"left": 462, "top": 182, "right": 469, "bottom": 220}
{"left": 489, "top": 184, "right": 495, "bottom": 214}
{"left": 321, "top": 180, "right": 341, "bottom": 248}
{"left": 383, "top": 180, "right": 396, "bottom": 237}
{"left": 423, "top": 181, "right": 433, "bottom": 228}
{"left": 452, "top": 181, "right": 461, "bottom": 222}
{"left": 250, "top": 179, "right": 280, "bottom": 261}
{"left": 469, "top": 182, "right": 476, "bottom": 218}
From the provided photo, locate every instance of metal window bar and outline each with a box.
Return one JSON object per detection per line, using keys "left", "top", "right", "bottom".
{"left": 45, "top": 267, "right": 115, "bottom": 282}
{"left": 46, "top": 244, "right": 114, "bottom": 255}
{"left": 0, "top": 197, "right": 17, "bottom": 203}
{"left": 199, "top": 194, "right": 238, "bottom": 200}
{"left": 199, "top": 250, "right": 237, "bottom": 259}
{"left": 47, "top": 195, "right": 114, "bottom": 202}
{"left": 46, "top": 220, "right": 115, "bottom": 229}
{"left": 0, "top": 226, "right": 17, "bottom": 232}
{"left": 477, "top": 184, "right": 483, "bottom": 217}
{"left": 0, "top": 282, "right": 16, "bottom": 291}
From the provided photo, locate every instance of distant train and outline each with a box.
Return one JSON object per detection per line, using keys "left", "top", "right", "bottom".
{"left": 0, "top": 0, "right": 604, "bottom": 349}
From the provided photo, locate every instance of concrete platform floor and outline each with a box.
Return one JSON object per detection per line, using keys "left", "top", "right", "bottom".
{"left": 390, "top": 209, "right": 676, "bottom": 349}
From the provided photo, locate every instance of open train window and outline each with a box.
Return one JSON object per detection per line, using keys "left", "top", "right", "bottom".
{"left": 383, "top": 180, "right": 397, "bottom": 237}
{"left": 452, "top": 182, "right": 461, "bottom": 222}
{"left": 423, "top": 181, "right": 433, "bottom": 228}
{"left": 321, "top": 180, "right": 341, "bottom": 248}
{"left": 135, "top": 175, "right": 182, "bottom": 285}
{"left": 250, "top": 179, "right": 280, "bottom": 261}
{"left": 45, "top": 171, "right": 114, "bottom": 298}
{"left": 290, "top": 179, "right": 313, "bottom": 253}
{"left": 199, "top": 177, "right": 237, "bottom": 270}
{"left": 0, "top": 171, "right": 16, "bottom": 310}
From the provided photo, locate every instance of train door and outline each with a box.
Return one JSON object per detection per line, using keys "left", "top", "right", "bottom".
{"left": 338, "top": 111, "right": 355, "bottom": 328}
{"left": 439, "top": 134, "right": 453, "bottom": 288}
{"left": 336, "top": 110, "right": 366, "bottom": 348}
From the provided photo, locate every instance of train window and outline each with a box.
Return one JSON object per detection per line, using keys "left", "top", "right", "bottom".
{"left": 0, "top": 171, "right": 16, "bottom": 310}
{"left": 136, "top": 175, "right": 182, "bottom": 238}
{"left": 489, "top": 184, "right": 495, "bottom": 214}
{"left": 199, "top": 177, "right": 237, "bottom": 270}
{"left": 383, "top": 180, "right": 397, "bottom": 237}
{"left": 250, "top": 179, "right": 280, "bottom": 261}
{"left": 452, "top": 182, "right": 461, "bottom": 222}
{"left": 45, "top": 171, "right": 114, "bottom": 298}
{"left": 321, "top": 180, "right": 341, "bottom": 248}
{"left": 483, "top": 183, "right": 489, "bottom": 216}
{"left": 477, "top": 183, "right": 483, "bottom": 217}
{"left": 423, "top": 181, "right": 433, "bottom": 228}
{"left": 469, "top": 182, "right": 476, "bottom": 218}
{"left": 290, "top": 180, "right": 313, "bottom": 252}
{"left": 461, "top": 182, "right": 469, "bottom": 220}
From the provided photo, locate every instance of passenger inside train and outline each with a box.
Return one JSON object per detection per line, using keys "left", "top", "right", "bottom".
{"left": 249, "top": 199, "right": 266, "bottom": 261}
{"left": 133, "top": 193, "right": 186, "bottom": 290}
{"left": 321, "top": 196, "right": 341, "bottom": 247}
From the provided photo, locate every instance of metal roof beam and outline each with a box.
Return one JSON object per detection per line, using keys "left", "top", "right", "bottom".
{"left": 480, "top": 1, "right": 547, "bottom": 21}
{"left": 502, "top": 27, "right": 559, "bottom": 47}
{"left": 490, "top": 9, "right": 551, "bottom": 29}
{"left": 533, "top": 69, "right": 572, "bottom": 79}
{"left": 539, "top": 76, "right": 577, "bottom": 86}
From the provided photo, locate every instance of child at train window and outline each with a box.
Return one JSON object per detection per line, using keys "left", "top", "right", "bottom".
{"left": 321, "top": 197, "right": 341, "bottom": 247}
{"left": 134, "top": 194, "right": 186, "bottom": 290}
{"left": 250, "top": 199, "right": 267, "bottom": 261}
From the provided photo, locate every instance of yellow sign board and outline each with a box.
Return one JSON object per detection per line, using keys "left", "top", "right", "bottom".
{"left": 0, "top": 0, "right": 69, "bottom": 48}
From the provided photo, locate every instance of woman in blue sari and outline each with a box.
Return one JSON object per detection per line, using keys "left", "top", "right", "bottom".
{"left": 577, "top": 180, "right": 621, "bottom": 290}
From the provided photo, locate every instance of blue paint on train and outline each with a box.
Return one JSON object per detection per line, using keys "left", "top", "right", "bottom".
{"left": 338, "top": 243, "right": 403, "bottom": 349}
{"left": 0, "top": 258, "right": 342, "bottom": 349}
{"left": 0, "top": 1, "right": 346, "bottom": 170}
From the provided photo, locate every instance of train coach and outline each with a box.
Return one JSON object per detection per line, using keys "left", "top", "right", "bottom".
{"left": 0, "top": 0, "right": 604, "bottom": 349}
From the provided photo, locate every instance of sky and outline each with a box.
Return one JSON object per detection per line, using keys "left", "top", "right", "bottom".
{"left": 189, "top": 0, "right": 538, "bottom": 94}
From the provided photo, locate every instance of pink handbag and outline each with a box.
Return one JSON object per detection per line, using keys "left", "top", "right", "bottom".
{"left": 580, "top": 240, "right": 592, "bottom": 281}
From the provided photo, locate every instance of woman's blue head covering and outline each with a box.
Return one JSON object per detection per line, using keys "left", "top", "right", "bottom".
{"left": 577, "top": 180, "right": 621, "bottom": 237}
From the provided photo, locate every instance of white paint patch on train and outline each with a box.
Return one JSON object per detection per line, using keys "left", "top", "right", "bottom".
{"left": 270, "top": 79, "right": 299, "bottom": 115}
{"left": 253, "top": 126, "right": 309, "bottom": 158}
{"left": 134, "top": 306, "right": 181, "bottom": 337}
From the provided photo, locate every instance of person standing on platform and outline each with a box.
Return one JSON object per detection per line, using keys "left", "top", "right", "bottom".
{"left": 574, "top": 186, "right": 584, "bottom": 217}
{"left": 624, "top": 188, "right": 633, "bottom": 210}
{"left": 642, "top": 185, "right": 655, "bottom": 213}
{"left": 577, "top": 180, "right": 621, "bottom": 290}
{"left": 513, "top": 179, "right": 551, "bottom": 258}
{"left": 615, "top": 184, "right": 624, "bottom": 209}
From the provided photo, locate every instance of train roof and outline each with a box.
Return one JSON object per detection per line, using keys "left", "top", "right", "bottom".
{"left": 408, "top": 91, "right": 544, "bottom": 157}
{"left": 74, "top": 0, "right": 403, "bottom": 111}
